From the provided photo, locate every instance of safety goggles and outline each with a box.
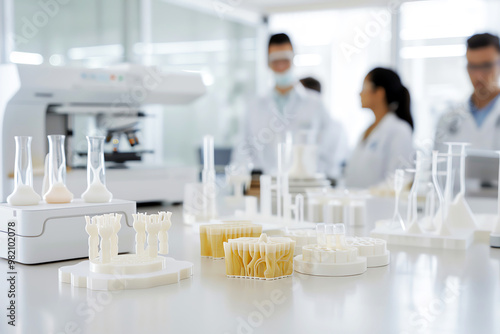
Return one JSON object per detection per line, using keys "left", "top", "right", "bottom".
{"left": 466, "top": 60, "right": 500, "bottom": 72}
{"left": 268, "top": 50, "right": 294, "bottom": 65}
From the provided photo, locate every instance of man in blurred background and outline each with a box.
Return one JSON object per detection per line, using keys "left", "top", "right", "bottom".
{"left": 233, "top": 33, "right": 348, "bottom": 180}
{"left": 435, "top": 33, "right": 500, "bottom": 150}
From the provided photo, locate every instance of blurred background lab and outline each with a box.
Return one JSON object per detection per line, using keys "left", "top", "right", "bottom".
{"left": 1, "top": 0, "right": 500, "bottom": 202}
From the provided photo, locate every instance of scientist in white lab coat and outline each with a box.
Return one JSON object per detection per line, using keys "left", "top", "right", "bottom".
{"left": 435, "top": 33, "right": 500, "bottom": 150}
{"left": 344, "top": 68, "right": 414, "bottom": 188}
{"left": 233, "top": 33, "right": 348, "bottom": 179}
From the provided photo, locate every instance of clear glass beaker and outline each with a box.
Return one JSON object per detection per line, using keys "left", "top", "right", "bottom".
{"left": 82, "top": 136, "right": 112, "bottom": 202}
{"left": 87, "top": 136, "right": 106, "bottom": 185}
{"left": 44, "top": 135, "right": 73, "bottom": 203}
{"left": 7, "top": 136, "right": 41, "bottom": 205}
{"left": 48, "top": 135, "right": 67, "bottom": 186}
{"left": 14, "top": 136, "right": 34, "bottom": 188}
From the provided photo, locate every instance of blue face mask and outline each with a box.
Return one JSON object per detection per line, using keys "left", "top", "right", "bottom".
{"left": 274, "top": 69, "right": 295, "bottom": 88}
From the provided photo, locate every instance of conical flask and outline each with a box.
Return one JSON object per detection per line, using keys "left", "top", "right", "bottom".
{"left": 43, "top": 135, "right": 73, "bottom": 203}
{"left": 7, "top": 136, "right": 41, "bottom": 205}
{"left": 81, "top": 136, "right": 112, "bottom": 203}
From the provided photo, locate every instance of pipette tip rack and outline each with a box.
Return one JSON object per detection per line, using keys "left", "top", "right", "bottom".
{"left": 293, "top": 224, "right": 390, "bottom": 277}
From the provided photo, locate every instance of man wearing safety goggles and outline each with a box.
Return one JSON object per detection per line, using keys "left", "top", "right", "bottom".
{"left": 233, "top": 33, "right": 348, "bottom": 180}
{"left": 435, "top": 33, "right": 500, "bottom": 150}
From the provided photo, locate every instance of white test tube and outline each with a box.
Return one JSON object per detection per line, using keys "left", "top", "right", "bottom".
{"left": 432, "top": 151, "right": 447, "bottom": 226}
{"left": 349, "top": 201, "right": 366, "bottom": 226}
{"left": 443, "top": 143, "right": 454, "bottom": 208}
{"left": 260, "top": 175, "right": 272, "bottom": 217}
{"left": 245, "top": 196, "right": 258, "bottom": 217}
{"left": 202, "top": 135, "right": 215, "bottom": 181}
{"left": 283, "top": 193, "right": 292, "bottom": 221}
{"left": 458, "top": 143, "right": 470, "bottom": 196}
{"left": 316, "top": 223, "right": 326, "bottom": 248}
{"left": 202, "top": 135, "right": 217, "bottom": 219}
{"left": 325, "top": 224, "right": 334, "bottom": 249}
{"left": 333, "top": 223, "right": 346, "bottom": 250}
{"left": 406, "top": 152, "right": 422, "bottom": 226}
{"left": 294, "top": 194, "right": 304, "bottom": 224}
{"left": 276, "top": 144, "right": 283, "bottom": 218}
{"left": 324, "top": 200, "right": 344, "bottom": 224}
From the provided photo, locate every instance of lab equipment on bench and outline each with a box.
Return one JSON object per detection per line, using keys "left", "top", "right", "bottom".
{"left": 186, "top": 141, "right": 315, "bottom": 233}
{"left": 306, "top": 188, "right": 369, "bottom": 226}
{"left": 183, "top": 135, "right": 220, "bottom": 224}
{"left": 371, "top": 143, "right": 485, "bottom": 250}
{"left": 0, "top": 63, "right": 205, "bottom": 203}
{"left": 0, "top": 134, "right": 135, "bottom": 264}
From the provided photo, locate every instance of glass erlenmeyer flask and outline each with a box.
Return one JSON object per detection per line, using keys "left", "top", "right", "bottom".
{"left": 7, "top": 136, "right": 41, "bottom": 206}
{"left": 43, "top": 135, "right": 73, "bottom": 203}
{"left": 81, "top": 136, "right": 112, "bottom": 203}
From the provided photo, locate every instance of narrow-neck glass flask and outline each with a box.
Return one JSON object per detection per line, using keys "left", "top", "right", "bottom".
{"left": 44, "top": 135, "right": 73, "bottom": 203}
{"left": 82, "top": 136, "right": 112, "bottom": 203}
{"left": 7, "top": 136, "right": 41, "bottom": 206}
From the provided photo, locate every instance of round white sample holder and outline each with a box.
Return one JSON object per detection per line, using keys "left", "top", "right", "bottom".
{"left": 59, "top": 255, "right": 193, "bottom": 290}
{"left": 89, "top": 254, "right": 165, "bottom": 275}
{"left": 293, "top": 245, "right": 367, "bottom": 277}
{"left": 346, "top": 236, "right": 390, "bottom": 268}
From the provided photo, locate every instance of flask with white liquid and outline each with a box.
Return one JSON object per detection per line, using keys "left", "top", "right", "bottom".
{"left": 7, "top": 136, "right": 41, "bottom": 206}
{"left": 81, "top": 136, "right": 112, "bottom": 203}
{"left": 43, "top": 135, "right": 74, "bottom": 204}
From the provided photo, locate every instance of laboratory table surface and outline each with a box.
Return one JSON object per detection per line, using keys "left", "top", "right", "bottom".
{"left": 1, "top": 197, "right": 500, "bottom": 334}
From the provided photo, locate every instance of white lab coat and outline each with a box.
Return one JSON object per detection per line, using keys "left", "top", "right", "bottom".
{"left": 434, "top": 97, "right": 500, "bottom": 151}
{"left": 233, "top": 84, "right": 348, "bottom": 178}
{"left": 344, "top": 112, "right": 414, "bottom": 188}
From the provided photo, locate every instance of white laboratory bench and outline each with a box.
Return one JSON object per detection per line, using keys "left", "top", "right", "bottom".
{"left": 1, "top": 197, "right": 500, "bottom": 334}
